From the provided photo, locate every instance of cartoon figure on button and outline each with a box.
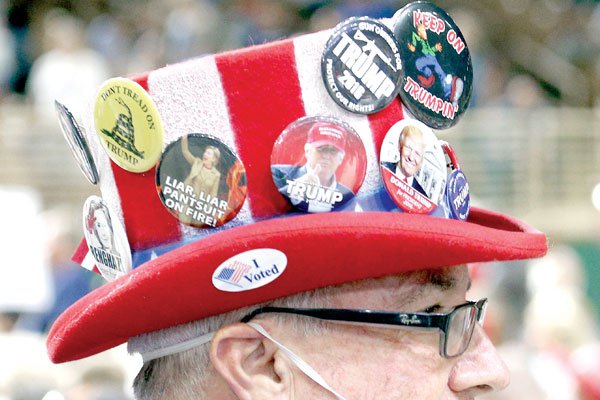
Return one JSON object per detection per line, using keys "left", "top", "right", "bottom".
{"left": 408, "top": 23, "right": 464, "bottom": 106}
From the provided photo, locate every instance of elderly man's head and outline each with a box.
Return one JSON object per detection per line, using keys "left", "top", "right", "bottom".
{"left": 131, "top": 265, "right": 509, "bottom": 399}
{"left": 398, "top": 125, "right": 426, "bottom": 178}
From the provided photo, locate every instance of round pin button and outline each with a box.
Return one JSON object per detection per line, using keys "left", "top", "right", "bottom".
{"left": 379, "top": 119, "right": 446, "bottom": 213}
{"left": 393, "top": 2, "right": 472, "bottom": 129}
{"left": 55, "top": 100, "right": 99, "bottom": 185}
{"left": 156, "top": 134, "right": 247, "bottom": 228}
{"left": 440, "top": 141, "right": 470, "bottom": 220}
{"left": 94, "top": 77, "right": 164, "bottom": 172}
{"left": 321, "top": 17, "right": 402, "bottom": 114}
{"left": 83, "top": 196, "right": 132, "bottom": 281}
{"left": 271, "top": 116, "right": 367, "bottom": 213}
{"left": 446, "top": 169, "right": 470, "bottom": 220}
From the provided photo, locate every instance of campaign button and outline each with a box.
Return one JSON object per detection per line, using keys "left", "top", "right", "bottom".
{"left": 379, "top": 119, "right": 446, "bottom": 213}
{"left": 94, "top": 77, "right": 164, "bottom": 173}
{"left": 271, "top": 116, "right": 366, "bottom": 213}
{"left": 156, "top": 134, "right": 247, "bottom": 228}
{"left": 440, "top": 140, "right": 470, "bottom": 220}
{"left": 321, "top": 17, "right": 402, "bottom": 114}
{"left": 83, "top": 196, "right": 132, "bottom": 281}
{"left": 446, "top": 169, "right": 470, "bottom": 221}
{"left": 55, "top": 100, "right": 99, "bottom": 185}
{"left": 393, "top": 2, "right": 472, "bottom": 129}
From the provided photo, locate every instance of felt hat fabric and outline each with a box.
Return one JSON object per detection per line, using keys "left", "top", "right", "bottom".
{"left": 47, "top": 20, "right": 547, "bottom": 363}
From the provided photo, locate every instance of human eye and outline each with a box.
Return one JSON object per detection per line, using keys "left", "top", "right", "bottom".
{"left": 422, "top": 304, "right": 442, "bottom": 313}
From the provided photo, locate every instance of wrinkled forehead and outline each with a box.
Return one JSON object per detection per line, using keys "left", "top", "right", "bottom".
{"left": 329, "top": 266, "right": 470, "bottom": 310}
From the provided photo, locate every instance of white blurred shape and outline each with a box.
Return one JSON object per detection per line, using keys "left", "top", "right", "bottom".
{"left": 592, "top": 182, "right": 600, "bottom": 212}
{"left": 0, "top": 186, "right": 53, "bottom": 313}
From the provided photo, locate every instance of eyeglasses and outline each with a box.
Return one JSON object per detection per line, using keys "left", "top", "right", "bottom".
{"left": 241, "top": 298, "right": 488, "bottom": 358}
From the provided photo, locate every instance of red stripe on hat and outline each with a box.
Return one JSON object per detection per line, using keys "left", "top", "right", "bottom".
{"left": 130, "top": 72, "right": 150, "bottom": 90}
{"left": 216, "top": 40, "right": 305, "bottom": 218}
{"left": 368, "top": 97, "right": 404, "bottom": 153}
{"left": 103, "top": 75, "right": 182, "bottom": 251}
{"left": 109, "top": 164, "right": 182, "bottom": 250}
{"left": 72, "top": 238, "right": 89, "bottom": 264}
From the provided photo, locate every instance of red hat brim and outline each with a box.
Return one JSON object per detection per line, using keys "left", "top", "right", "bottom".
{"left": 47, "top": 207, "right": 546, "bottom": 363}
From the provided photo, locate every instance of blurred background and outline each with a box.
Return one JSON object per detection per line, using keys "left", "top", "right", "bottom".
{"left": 0, "top": 0, "right": 598, "bottom": 399}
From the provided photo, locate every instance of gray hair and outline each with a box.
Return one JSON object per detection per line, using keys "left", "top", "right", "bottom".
{"left": 130, "top": 286, "right": 342, "bottom": 400}
{"left": 129, "top": 268, "right": 437, "bottom": 400}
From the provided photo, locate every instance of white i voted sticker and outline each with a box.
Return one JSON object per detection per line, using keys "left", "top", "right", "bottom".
{"left": 212, "top": 248, "right": 287, "bottom": 292}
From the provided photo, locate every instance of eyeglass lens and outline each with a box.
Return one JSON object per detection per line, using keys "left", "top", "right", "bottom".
{"left": 446, "top": 305, "right": 477, "bottom": 357}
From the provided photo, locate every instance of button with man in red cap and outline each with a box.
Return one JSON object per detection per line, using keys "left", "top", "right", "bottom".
{"left": 271, "top": 116, "right": 367, "bottom": 213}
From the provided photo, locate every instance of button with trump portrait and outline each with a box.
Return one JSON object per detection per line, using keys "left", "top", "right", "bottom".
{"left": 380, "top": 119, "right": 447, "bottom": 214}
{"left": 94, "top": 77, "right": 164, "bottom": 173}
{"left": 393, "top": 1, "right": 473, "bottom": 129}
{"left": 156, "top": 134, "right": 247, "bottom": 229}
{"left": 83, "top": 196, "right": 132, "bottom": 282}
{"left": 55, "top": 100, "right": 99, "bottom": 185}
{"left": 322, "top": 17, "right": 402, "bottom": 114}
{"left": 271, "top": 116, "right": 366, "bottom": 213}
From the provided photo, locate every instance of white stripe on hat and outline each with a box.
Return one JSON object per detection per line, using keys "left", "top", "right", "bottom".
{"left": 294, "top": 30, "right": 381, "bottom": 196}
{"left": 148, "top": 55, "right": 254, "bottom": 242}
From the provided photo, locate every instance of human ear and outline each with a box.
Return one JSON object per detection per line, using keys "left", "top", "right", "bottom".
{"left": 210, "top": 323, "right": 291, "bottom": 400}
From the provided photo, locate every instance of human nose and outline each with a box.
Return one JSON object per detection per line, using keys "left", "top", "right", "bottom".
{"left": 448, "top": 325, "right": 510, "bottom": 395}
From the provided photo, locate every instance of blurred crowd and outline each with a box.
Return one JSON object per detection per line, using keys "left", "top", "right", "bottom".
{"left": 0, "top": 0, "right": 599, "bottom": 399}
{"left": 3, "top": 0, "right": 600, "bottom": 113}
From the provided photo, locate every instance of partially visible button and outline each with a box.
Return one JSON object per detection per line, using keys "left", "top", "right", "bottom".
{"left": 55, "top": 100, "right": 99, "bottom": 185}
{"left": 271, "top": 116, "right": 367, "bottom": 213}
{"left": 440, "top": 141, "right": 470, "bottom": 221}
{"left": 156, "top": 133, "right": 247, "bottom": 228}
{"left": 83, "top": 195, "right": 132, "bottom": 282}
{"left": 445, "top": 169, "right": 470, "bottom": 221}
{"left": 94, "top": 77, "right": 164, "bottom": 172}
{"left": 393, "top": 2, "right": 472, "bottom": 129}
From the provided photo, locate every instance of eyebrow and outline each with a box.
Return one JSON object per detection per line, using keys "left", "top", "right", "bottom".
{"left": 407, "top": 269, "right": 472, "bottom": 302}
{"left": 397, "top": 268, "right": 473, "bottom": 309}
{"left": 426, "top": 270, "right": 472, "bottom": 291}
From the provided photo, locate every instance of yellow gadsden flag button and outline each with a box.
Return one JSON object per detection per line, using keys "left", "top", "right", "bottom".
{"left": 94, "top": 78, "right": 164, "bottom": 173}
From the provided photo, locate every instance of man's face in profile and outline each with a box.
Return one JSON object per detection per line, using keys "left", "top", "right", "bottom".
{"left": 399, "top": 135, "right": 425, "bottom": 178}
{"left": 236, "top": 265, "right": 509, "bottom": 399}
{"left": 305, "top": 144, "right": 344, "bottom": 183}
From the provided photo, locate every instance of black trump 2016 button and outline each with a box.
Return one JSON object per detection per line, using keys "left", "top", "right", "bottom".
{"left": 322, "top": 17, "right": 402, "bottom": 115}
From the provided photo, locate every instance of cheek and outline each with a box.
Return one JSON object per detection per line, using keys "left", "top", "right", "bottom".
{"left": 311, "top": 329, "right": 452, "bottom": 400}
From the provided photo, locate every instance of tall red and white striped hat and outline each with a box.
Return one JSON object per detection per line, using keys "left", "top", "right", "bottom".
{"left": 47, "top": 19, "right": 547, "bottom": 363}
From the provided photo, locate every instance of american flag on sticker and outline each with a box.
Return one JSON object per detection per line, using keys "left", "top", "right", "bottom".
{"left": 215, "top": 261, "right": 253, "bottom": 287}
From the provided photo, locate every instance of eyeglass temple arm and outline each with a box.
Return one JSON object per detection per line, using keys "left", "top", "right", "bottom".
{"left": 240, "top": 306, "right": 446, "bottom": 329}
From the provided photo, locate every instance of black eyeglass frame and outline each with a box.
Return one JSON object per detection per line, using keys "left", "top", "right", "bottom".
{"left": 241, "top": 298, "right": 488, "bottom": 358}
